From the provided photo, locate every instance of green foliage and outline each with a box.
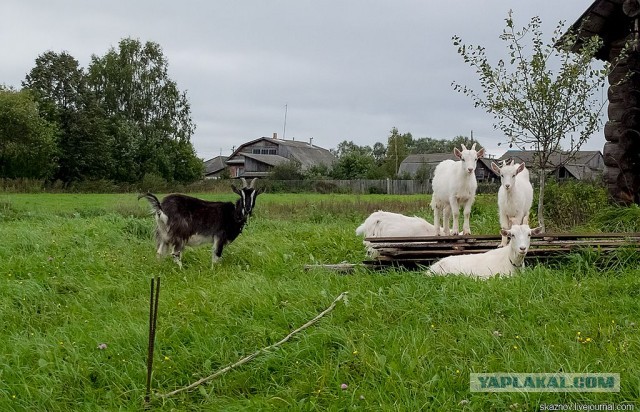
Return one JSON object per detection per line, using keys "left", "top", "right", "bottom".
{"left": 0, "top": 89, "right": 57, "bottom": 179}
{"left": 330, "top": 134, "right": 481, "bottom": 179}
{"left": 9, "top": 39, "right": 202, "bottom": 185}
{"left": 330, "top": 151, "right": 378, "bottom": 179}
{"left": 382, "top": 127, "right": 411, "bottom": 177}
{"left": 268, "top": 160, "right": 305, "bottom": 180}
{"left": 542, "top": 179, "right": 609, "bottom": 231}
{"left": 414, "top": 163, "right": 432, "bottom": 184}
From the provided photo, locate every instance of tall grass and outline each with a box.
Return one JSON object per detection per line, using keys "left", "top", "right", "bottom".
{"left": 0, "top": 193, "right": 638, "bottom": 410}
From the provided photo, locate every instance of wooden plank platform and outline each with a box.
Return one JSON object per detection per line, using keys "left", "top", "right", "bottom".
{"left": 363, "top": 232, "right": 640, "bottom": 267}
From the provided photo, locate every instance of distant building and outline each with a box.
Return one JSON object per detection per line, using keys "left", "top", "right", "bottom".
{"left": 398, "top": 153, "right": 498, "bottom": 182}
{"left": 398, "top": 150, "right": 604, "bottom": 183}
{"left": 203, "top": 156, "right": 228, "bottom": 179}
{"left": 500, "top": 150, "right": 604, "bottom": 181}
{"left": 225, "top": 134, "right": 336, "bottom": 178}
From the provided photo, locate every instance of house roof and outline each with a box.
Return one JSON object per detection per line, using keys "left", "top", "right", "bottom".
{"left": 227, "top": 137, "right": 336, "bottom": 170}
{"left": 499, "top": 150, "right": 602, "bottom": 167}
{"left": 398, "top": 153, "right": 498, "bottom": 177}
{"left": 203, "top": 156, "right": 228, "bottom": 175}
{"left": 242, "top": 153, "right": 290, "bottom": 166}
{"left": 558, "top": 0, "right": 627, "bottom": 61}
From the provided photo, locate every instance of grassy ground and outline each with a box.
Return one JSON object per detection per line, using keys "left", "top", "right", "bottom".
{"left": 0, "top": 192, "right": 638, "bottom": 411}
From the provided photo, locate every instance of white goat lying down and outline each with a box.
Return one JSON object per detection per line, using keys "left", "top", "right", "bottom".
{"left": 355, "top": 211, "right": 438, "bottom": 257}
{"left": 428, "top": 224, "right": 542, "bottom": 279}
{"left": 491, "top": 160, "right": 534, "bottom": 246}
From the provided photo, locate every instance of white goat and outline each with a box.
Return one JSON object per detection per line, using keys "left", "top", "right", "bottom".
{"left": 428, "top": 224, "right": 542, "bottom": 279}
{"left": 430, "top": 143, "right": 485, "bottom": 235}
{"left": 490, "top": 160, "right": 534, "bottom": 246}
{"left": 355, "top": 211, "right": 438, "bottom": 257}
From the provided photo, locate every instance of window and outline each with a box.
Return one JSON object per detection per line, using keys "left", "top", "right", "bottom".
{"left": 252, "top": 148, "right": 277, "bottom": 155}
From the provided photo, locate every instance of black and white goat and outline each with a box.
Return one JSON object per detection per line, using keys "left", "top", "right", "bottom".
{"left": 139, "top": 178, "right": 262, "bottom": 268}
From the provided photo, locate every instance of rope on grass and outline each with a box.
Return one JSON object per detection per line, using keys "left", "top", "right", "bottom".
{"left": 159, "top": 291, "right": 348, "bottom": 399}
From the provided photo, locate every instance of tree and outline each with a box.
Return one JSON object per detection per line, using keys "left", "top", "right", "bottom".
{"left": 330, "top": 140, "right": 383, "bottom": 179}
{"left": 330, "top": 151, "right": 379, "bottom": 179}
{"left": 0, "top": 88, "right": 57, "bottom": 179}
{"left": 22, "top": 51, "right": 112, "bottom": 182}
{"left": 269, "top": 160, "right": 305, "bottom": 180}
{"left": 87, "top": 38, "right": 201, "bottom": 182}
{"left": 410, "top": 135, "right": 484, "bottom": 154}
{"left": 452, "top": 11, "right": 608, "bottom": 231}
{"left": 383, "top": 127, "right": 412, "bottom": 177}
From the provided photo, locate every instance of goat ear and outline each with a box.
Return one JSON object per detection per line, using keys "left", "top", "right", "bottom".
{"left": 500, "top": 228, "right": 510, "bottom": 237}
{"left": 491, "top": 162, "right": 500, "bottom": 174}
{"left": 231, "top": 184, "right": 240, "bottom": 195}
{"left": 530, "top": 226, "right": 543, "bottom": 236}
{"left": 516, "top": 162, "right": 525, "bottom": 174}
{"left": 454, "top": 148, "right": 462, "bottom": 159}
{"left": 476, "top": 148, "right": 485, "bottom": 158}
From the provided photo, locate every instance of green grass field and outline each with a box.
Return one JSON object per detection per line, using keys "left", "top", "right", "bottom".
{"left": 0, "top": 192, "right": 638, "bottom": 411}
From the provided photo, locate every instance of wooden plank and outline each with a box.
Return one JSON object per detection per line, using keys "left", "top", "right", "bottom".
{"left": 365, "top": 232, "right": 640, "bottom": 242}
{"left": 363, "top": 232, "right": 640, "bottom": 267}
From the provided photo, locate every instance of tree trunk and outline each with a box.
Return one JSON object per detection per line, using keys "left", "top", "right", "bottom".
{"left": 537, "top": 169, "right": 546, "bottom": 233}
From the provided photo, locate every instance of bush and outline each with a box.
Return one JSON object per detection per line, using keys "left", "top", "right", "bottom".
{"left": 541, "top": 179, "right": 608, "bottom": 230}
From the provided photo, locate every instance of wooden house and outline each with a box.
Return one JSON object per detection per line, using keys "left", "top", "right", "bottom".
{"left": 225, "top": 134, "right": 336, "bottom": 178}
{"left": 398, "top": 153, "right": 499, "bottom": 182}
{"left": 499, "top": 150, "right": 604, "bottom": 181}
{"left": 560, "top": 0, "right": 640, "bottom": 203}
{"left": 203, "top": 156, "right": 228, "bottom": 179}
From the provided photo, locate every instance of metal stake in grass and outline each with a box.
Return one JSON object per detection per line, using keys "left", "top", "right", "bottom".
{"left": 144, "top": 276, "right": 160, "bottom": 406}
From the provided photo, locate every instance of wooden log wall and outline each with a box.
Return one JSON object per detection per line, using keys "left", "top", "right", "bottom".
{"left": 604, "top": 20, "right": 640, "bottom": 204}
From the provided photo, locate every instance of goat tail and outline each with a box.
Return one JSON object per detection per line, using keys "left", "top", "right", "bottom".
{"left": 138, "top": 192, "right": 163, "bottom": 213}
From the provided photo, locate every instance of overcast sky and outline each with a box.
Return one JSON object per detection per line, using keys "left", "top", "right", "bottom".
{"left": 2, "top": 1, "right": 603, "bottom": 160}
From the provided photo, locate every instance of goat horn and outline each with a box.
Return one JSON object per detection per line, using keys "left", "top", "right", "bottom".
{"left": 240, "top": 177, "right": 248, "bottom": 188}
{"left": 471, "top": 143, "right": 476, "bottom": 150}
{"left": 461, "top": 144, "right": 467, "bottom": 151}
{"left": 249, "top": 178, "right": 257, "bottom": 189}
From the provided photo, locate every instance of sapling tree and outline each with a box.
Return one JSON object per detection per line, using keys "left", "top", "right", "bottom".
{"left": 452, "top": 11, "right": 609, "bottom": 231}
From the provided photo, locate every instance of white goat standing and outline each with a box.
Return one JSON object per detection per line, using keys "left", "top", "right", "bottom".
{"left": 490, "top": 160, "right": 534, "bottom": 246}
{"left": 355, "top": 211, "right": 438, "bottom": 257}
{"left": 428, "top": 224, "right": 542, "bottom": 279}
{"left": 430, "top": 143, "right": 485, "bottom": 235}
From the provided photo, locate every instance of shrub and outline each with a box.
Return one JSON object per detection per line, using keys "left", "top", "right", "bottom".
{"left": 541, "top": 179, "right": 608, "bottom": 230}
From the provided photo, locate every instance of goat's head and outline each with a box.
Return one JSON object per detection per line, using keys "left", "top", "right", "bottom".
{"left": 491, "top": 161, "right": 526, "bottom": 191}
{"left": 501, "top": 224, "right": 542, "bottom": 256}
{"left": 454, "top": 143, "right": 485, "bottom": 175}
{"left": 232, "top": 178, "right": 262, "bottom": 218}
